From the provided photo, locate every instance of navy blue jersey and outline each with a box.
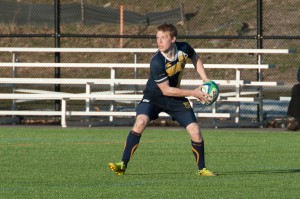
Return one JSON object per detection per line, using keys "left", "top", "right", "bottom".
{"left": 137, "top": 42, "right": 198, "bottom": 126}
{"left": 143, "top": 42, "right": 196, "bottom": 96}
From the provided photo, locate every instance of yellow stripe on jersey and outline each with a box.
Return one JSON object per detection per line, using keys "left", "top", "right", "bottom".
{"left": 178, "top": 50, "right": 188, "bottom": 63}
{"left": 165, "top": 51, "right": 188, "bottom": 76}
{"left": 165, "top": 62, "right": 184, "bottom": 76}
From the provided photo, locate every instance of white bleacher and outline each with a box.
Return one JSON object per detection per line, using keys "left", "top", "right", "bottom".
{"left": 0, "top": 47, "right": 293, "bottom": 127}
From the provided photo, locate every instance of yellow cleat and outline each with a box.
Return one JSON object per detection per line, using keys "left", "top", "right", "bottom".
{"left": 196, "top": 168, "right": 217, "bottom": 176}
{"left": 108, "top": 161, "right": 126, "bottom": 176}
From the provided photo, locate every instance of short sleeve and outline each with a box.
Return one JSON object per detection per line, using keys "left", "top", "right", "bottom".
{"left": 150, "top": 57, "right": 168, "bottom": 84}
{"left": 185, "top": 42, "right": 197, "bottom": 59}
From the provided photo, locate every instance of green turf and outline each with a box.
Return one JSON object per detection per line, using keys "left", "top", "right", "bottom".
{"left": 0, "top": 127, "right": 299, "bottom": 199}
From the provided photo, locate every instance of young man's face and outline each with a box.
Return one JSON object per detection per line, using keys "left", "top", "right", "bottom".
{"left": 156, "top": 30, "right": 176, "bottom": 53}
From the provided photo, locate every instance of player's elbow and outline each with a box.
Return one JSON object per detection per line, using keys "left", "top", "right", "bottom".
{"left": 157, "top": 82, "right": 175, "bottom": 96}
{"left": 160, "top": 88, "right": 171, "bottom": 96}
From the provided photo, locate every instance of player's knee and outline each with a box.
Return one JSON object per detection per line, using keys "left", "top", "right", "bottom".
{"left": 186, "top": 123, "right": 203, "bottom": 142}
{"left": 133, "top": 115, "right": 149, "bottom": 132}
{"left": 186, "top": 122, "right": 199, "bottom": 133}
{"left": 135, "top": 117, "right": 148, "bottom": 127}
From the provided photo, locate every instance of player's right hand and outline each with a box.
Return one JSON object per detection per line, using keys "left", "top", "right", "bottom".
{"left": 194, "top": 85, "right": 208, "bottom": 102}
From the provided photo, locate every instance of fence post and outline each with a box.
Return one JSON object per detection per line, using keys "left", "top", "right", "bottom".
{"left": 12, "top": 52, "right": 17, "bottom": 112}
{"left": 110, "top": 68, "right": 116, "bottom": 122}
{"left": 120, "top": 5, "right": 124, "bottom": 48}
{"left": 54, "top": 0, "right": 61, "bottom": 114}
{"left": 256, "top": 0, "right": 263, "bottom": 125}
{"left": 81, "top": 0, "right": 85, "bottom": 25}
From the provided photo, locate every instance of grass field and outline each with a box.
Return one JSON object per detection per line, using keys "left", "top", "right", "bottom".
{"left": 1, "top": 127, "right": 300, "bottom": 199}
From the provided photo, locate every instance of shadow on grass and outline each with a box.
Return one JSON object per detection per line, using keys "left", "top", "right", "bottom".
{"left": 125, "top": 168, "right": 300, "bottom": 176}
{"left": 218, "top": 168, "right": 300, "bottom": 176}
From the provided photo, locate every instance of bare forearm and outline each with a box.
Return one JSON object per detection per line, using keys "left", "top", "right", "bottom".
{"left": 197, "top": 63, "right": 208, "bottom": 82}
{"left": 161, "top": 87, "right": 195, "bottom": 97}
{"left": 193, "top": 55, "right": 209, "bottom": 82}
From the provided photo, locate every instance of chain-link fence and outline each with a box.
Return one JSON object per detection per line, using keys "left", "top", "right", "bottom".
{"left": 0, "top": 0, "right": 299, "bottom": 127}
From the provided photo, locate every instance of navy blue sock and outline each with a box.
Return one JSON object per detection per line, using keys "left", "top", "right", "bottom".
{"left": 191, "top": 140, "right": 206, "bottom": 170}
{"left": 121, "top": 130, "right": 141, "bottom": 167}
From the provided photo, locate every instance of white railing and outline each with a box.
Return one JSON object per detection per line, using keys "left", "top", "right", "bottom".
{"left": 0, "top": 47, "right": 293, "bottom": 53}
{"left": 0, "top": 47, "right": 294, "bottom": 127}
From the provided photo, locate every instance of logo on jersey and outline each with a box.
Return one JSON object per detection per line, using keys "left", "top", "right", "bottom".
{"left": 183, "top": 101, "right": 191, "bottom": 109}
{"left": 142, "top": 99, "right": 150, "bottom": 103}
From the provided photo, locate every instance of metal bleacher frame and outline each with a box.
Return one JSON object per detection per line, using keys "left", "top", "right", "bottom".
{"left": 0, "top": 47, "right": 294, "bottom": 127}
